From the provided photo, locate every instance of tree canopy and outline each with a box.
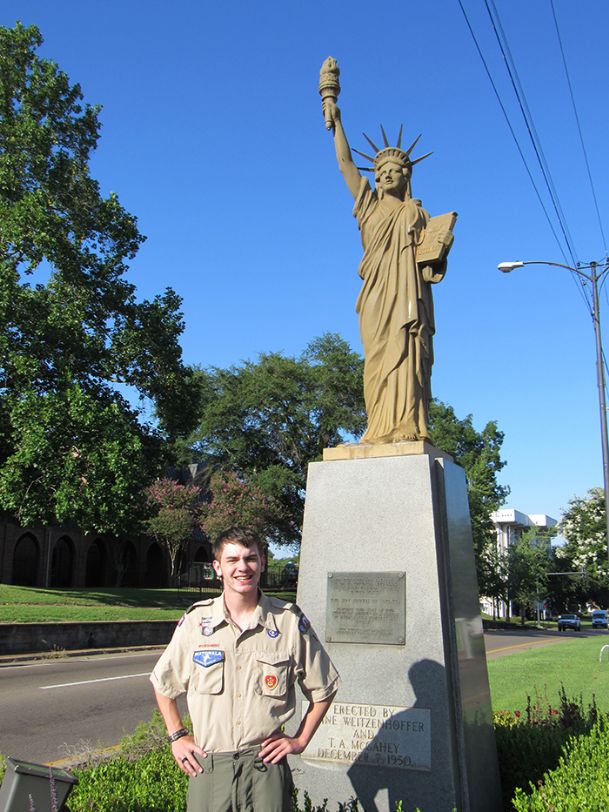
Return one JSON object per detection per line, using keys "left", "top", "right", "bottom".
{"left": 428, "top": 400, "right": 510, "bottom": 593}
{"left": 184, "top": 333, "right": 366, "bottom": 545}
{"left": 0, "top": 23, "right": 199, "bottom": 535}
{"left": 506, "top": 528, "right": 552, "bottom": 623}
{"left": 557, "top": 487, "right": 608, "bottom": 605}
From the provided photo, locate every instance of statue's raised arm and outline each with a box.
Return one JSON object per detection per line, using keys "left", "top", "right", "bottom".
{"left": 319, "top": 57, "right": 457, "bottom": 445}
{"left": 319, "top": 57, "right": 361, "bottom": 199}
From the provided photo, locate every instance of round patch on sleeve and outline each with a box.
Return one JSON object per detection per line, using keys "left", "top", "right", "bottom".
{"left": 298, "top": 613, "right": 310, "bottom": 633}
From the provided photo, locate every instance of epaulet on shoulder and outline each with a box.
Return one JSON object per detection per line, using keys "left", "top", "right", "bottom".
{"left": 287, "top": 602, "right": 303, "bottom": 616}
{"left": 185, "top": 599, "right": 214, "bottom": 614}
{"left": 266, "top": 596, "right": 294, "bottom": 612}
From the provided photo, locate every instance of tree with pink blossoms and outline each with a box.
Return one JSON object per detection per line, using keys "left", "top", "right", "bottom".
{"left": 198, "top": 471, "right": 280, "bottom": 543}
{"left": 145, "top": 478, "right": 201, "bottom": 584}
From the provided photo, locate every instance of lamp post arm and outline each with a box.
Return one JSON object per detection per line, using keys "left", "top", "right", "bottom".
{"left": 498, "top": 256, "right": 609, "bottom": 578}
{"left": 520, "top": 260, "right": 597, "bottom": 282}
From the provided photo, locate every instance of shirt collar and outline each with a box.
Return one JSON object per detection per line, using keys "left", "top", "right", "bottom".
{"left": 210, "top": 595, "right": 227, "bottom": 628}
{"left": 253, "top": 591, "right": 278, "bottom": 632}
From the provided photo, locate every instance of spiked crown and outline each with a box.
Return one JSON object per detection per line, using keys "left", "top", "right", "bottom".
{"left": 353, "top": 125, "right": 432, "bottom": 173}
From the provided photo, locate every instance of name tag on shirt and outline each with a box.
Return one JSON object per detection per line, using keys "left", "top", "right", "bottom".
{"left": 193, "top": 649, "right": 224, "bottom": 668}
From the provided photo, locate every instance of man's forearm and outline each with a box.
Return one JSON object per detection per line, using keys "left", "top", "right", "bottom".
{"left": 154, "top": 689, "right": 186, "bottom": 736}
{"left": 293, "top": 694, "right": 337, "bottom": 749}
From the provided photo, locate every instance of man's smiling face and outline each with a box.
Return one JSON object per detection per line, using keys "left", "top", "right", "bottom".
{"left": 212, "top": 541, "right": 265, "bottom": 597}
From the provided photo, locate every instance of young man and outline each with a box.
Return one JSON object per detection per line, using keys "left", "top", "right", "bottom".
{"left": 151, "top": 526, "right": 339, "bottom": 812}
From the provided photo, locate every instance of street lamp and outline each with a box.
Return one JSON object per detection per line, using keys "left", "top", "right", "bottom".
{"left": 498, "top": 258, "right": 609, "bottom": 573}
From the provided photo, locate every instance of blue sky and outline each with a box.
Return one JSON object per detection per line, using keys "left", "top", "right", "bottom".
{"left": 3, "top": 1, "right": 609, "bottom": 524}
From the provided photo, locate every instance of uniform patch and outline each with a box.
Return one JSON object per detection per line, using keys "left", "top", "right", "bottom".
{"left": 298, "top": 613, "right": 310, "bottom": 633}
{"left": 267, "top": 628, "right": 280, "bottom": 638}
{"left": 199, "top": 618, "right": 214, "bottom": 637}
{"left": 193, "top": 649, "right": 224, "bottom": 668}
{"left": 264, "top": 674, "right": 278, "bottom": 689}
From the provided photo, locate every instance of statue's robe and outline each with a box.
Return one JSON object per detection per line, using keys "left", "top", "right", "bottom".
{"left": 354, "top": 178, "right": 442, "bottom": 443}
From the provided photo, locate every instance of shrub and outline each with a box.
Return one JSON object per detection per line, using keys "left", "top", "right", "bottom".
{"left": 66, "top": 748, "right": 187, "bottom": 812}
{"left": 494, "top": 688, "right": 599, "bottom": 808}
{"left": 512, "top": 717, "right": 609, "bottom": 811}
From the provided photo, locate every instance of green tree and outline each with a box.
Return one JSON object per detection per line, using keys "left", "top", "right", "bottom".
{"left": 428, "top": 400, "right": 510, "bottom": 595}
{"left": 186, "top": 333, "right": 366, "bottom": 545}
{"left": 506, "top": 529, "right": 551, "bottom": 624}
{"left": 0, "top": 24, "right": 199, "bottom": 536}
{"left": 544, "top": 545, "right": 586, "bottom": 615}
{"left": 557, "top": 487, "right": 609, "bottom": 603}
{"left": 145, "top": 478, "right": 201, "bottom": 584}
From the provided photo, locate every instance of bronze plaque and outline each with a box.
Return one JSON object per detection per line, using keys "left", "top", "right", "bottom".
{"left": 326, "top": 571, "right": 406, "bottom": 645}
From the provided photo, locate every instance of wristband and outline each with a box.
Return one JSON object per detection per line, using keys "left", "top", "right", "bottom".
{"left": 168, "top": 727, "right": 189, "bottom": 743}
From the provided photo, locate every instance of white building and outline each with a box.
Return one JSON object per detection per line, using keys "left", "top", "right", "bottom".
{"left": 482, "top": 509, "right": 557, "bottom": 619}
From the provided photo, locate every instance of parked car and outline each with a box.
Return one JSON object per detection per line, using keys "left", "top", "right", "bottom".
{"left": 592, "top": 610, "right": 609, "bottom": 629}
{"left": 557, "top": 613, "right": 581, "bottom": 632}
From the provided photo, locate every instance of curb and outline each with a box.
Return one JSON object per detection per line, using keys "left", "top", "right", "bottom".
{"left": 0, "top": 644, "right": 164, "bottom": 666}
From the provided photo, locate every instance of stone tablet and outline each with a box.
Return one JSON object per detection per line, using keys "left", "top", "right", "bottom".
{"left": 326, "top": 571, "right": 406, "bottom": 645}
{"left": 302, "top": 701, "right": 431, "bottom": 771}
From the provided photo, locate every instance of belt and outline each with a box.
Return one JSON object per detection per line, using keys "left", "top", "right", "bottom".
{"left": 194, "top": 746, "right": 266, "bottom": 773}
{"left": 213, "top": 746, "right": 262, "bottom": 762}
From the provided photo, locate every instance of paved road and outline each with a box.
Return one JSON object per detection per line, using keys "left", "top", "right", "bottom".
{"left": 0, "top": 650, "right": 185, "bottom": 765}
{"left": 484, "top": 626, "right": 608, "bottom": 658}
{"left": 2, "top": 629, "right": 604, "bottom": 766}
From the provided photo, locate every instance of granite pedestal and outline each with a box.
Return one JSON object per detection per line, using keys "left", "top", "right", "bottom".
{"left": 289, "top": 446, "right": 501, "bottom": 812}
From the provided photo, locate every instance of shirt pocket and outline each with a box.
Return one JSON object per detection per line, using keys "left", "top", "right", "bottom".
{"left": 192, "top": 650, "right": 224, "bottom": 694}
{"left": 256, "top": 652, "right": 291, "bottom": 698}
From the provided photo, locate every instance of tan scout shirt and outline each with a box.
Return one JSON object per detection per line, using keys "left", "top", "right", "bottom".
{"left": 150, "top": 592, "right": 340, "bottom": 753}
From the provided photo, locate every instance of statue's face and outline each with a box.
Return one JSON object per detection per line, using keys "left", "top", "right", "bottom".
{"left": 376, "top": 160, "right": 409, "bottom": 196}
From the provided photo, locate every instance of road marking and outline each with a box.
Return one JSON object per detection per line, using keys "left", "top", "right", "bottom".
{"left": 40, "top": 672, "right": 150, "bottom": 689}
{"left": 488, "top": 640, "right": 561, "bottom": 656}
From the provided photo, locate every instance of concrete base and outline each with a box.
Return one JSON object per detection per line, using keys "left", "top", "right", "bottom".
{"left": 289, "top": 450, "right": 501, "bottom": 812}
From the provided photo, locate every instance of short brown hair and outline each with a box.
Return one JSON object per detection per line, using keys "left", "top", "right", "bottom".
{"left": 212, "top": 526, "right": 266, "bottom": 561}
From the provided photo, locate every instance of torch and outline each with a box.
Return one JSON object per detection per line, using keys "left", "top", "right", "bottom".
{"left": 319, "top": 57, "right": 340, "bottom": 130}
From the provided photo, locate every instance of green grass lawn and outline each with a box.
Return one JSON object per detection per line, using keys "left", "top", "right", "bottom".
{"left": 0, "top": 585, "right": 297, "bottom": 622}
{"left": 488, "top": 634, "right": 609, "bottom": 713}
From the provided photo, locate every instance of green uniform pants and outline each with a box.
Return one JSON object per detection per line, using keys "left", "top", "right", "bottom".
{"left": 187, "top": 747, "right": 293, "bottom": 812}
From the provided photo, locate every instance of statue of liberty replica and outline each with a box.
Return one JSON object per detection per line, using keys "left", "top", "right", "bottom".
{"left": 319, "top": 57, "right": 456, "bottom": 444}
{"left": 288, "top": 57, "right": 501, "bottom": 812}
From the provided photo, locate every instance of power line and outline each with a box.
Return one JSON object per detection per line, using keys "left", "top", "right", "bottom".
{"left": 485, "top": 0, "right": 579, "bottom": 269}
{"left": 455, "top": 0, "right": 570, "bottom": 266}
{"left": 458, "top": 0, "right": 592, "bottom": 313}
{"left": 550, "top": 0, "right": 608, "bottom": 256}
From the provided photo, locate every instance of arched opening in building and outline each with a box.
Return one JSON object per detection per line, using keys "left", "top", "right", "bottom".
{"left": 86, "top": 538, "right": 111, "bottom": 587}
{"left": 12, "top": 533, "right": 39, "bottom": 586}
{"left": 121, "top": 540, "right": 138, "bottom": 587}
{"left": 51, "top": 535, "right": 74, "bottom": 587}
{"left": 194, "top": 545, "right": 211, "bottom": 564}
{"left": 189, "top": 544, "right": 214, "bottom": 587}
{"left": 144, "top": 542, "right": 165, "bottom": 587}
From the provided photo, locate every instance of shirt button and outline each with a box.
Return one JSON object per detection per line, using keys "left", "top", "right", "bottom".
{"left": 236, "top": 720, "right": 241, "bottom": 726}
{"left": 236, "top": 666, "right": 242, "bottom": 671}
